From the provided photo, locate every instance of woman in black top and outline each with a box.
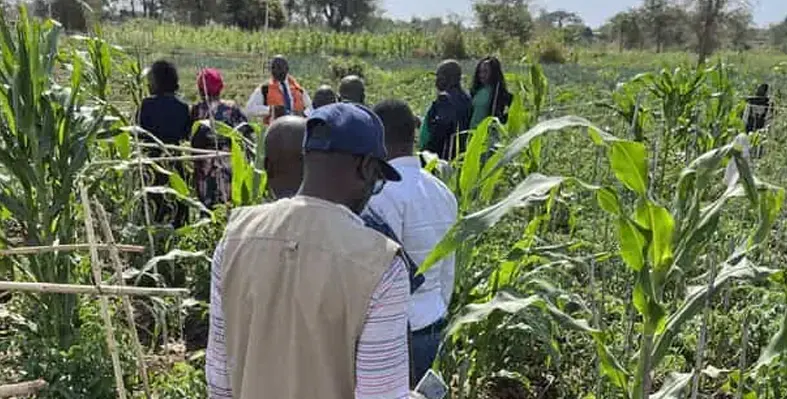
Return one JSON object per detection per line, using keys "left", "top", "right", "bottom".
{"left": 137, "top": 60, "right": 192, "bottom": 227}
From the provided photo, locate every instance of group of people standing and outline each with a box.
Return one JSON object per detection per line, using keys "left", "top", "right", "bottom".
{"left": 136, "top": 54, "right": 514, "bottom": 399}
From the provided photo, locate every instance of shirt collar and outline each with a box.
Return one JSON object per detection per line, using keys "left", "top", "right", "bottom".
{"left": 292, "top": 195, "right": 363, "bottom": 224}
{"left": 389, "top": 155, "right": 421, "bottom": 169}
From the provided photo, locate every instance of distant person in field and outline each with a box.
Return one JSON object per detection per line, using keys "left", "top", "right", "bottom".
{"left": 470, "top": 56, "right": 513, "bottom": 129}
{"left": 245, "top": 55, "right": 312, "bottom": 124}
{"left": 339, "top": 75, "right": 366, "bottom": 104}
{"left": 137, "top": 59, "right": 191, "bottom": 227}
{"left": 207, "top": 102, "right": 410, "bottom": 399}
{"left": 312, "top": 85, "right": 338, "bottom": 109}
{"left": 419, "top": 60, "right": 472, "bottom": 160}
{"left": 262, "top": 116, "right": 307, "bottom": 199}
{"left": 370, "top": 99, "right": 458, "bottom": 383}
{"left": 744, "top": 83, "right": 773, "bottom": 133}
{"left": 190, "top": 68, "right": 253, "bottom": 209}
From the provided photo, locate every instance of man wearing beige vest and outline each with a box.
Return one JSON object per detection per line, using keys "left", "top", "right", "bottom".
{"left": 206, "top": 103, "right": 411, "bottom": 399}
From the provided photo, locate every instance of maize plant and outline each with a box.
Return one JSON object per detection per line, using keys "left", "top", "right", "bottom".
{"left": 0, "top": 7, "right": 117, "bottom": 346}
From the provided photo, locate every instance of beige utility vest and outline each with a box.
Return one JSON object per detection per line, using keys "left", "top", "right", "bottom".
{"left": 221, "top": 196, "right": 400, "bottom": 399}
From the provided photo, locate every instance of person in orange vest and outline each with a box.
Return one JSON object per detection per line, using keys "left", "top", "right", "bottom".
{"left": 246, "top": 55, "right": 312, "bottom": 124}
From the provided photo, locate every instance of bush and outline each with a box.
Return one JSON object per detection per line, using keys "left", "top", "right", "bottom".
{"left": 327, "top": 57, "right": 368, "bottom": 80}
{"left": 437, "top": 24, "right": 468, "bottom": 60}
{"left": 534, "top": 36, "right": 568, "bottom": 64}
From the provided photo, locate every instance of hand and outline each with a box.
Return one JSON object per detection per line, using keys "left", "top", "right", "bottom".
{"left": 270, "top": 105, "right": 287, "bottom": 118}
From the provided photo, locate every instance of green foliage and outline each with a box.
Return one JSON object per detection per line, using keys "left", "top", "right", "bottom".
{"left": 436, "top": 23, "right": 468, "bottom": 60}
{"left": 473, "top": 0, "right": 534, "bottom": 50}
{"left": 327, "top": 56, "right": 368, "bottom": 80}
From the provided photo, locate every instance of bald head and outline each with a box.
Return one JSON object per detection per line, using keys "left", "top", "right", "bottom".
{"left": 313, "top": 85, "right": 338, "bottom": 109}
{"left": 339, "top": 75, "right": 365, "bottom": 104}
{"left": 270, "top": 55, "right": 289, "bottom": 82}
{"left": 436, "top": 59, "right": 462, "bottom": 91}
{"left": 264, "top": 116, "right": 306, "bottom": 199}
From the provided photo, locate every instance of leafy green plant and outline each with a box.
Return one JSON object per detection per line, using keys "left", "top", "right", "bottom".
{"left": 0, "top": 6, "right": 116, "bottom": 346}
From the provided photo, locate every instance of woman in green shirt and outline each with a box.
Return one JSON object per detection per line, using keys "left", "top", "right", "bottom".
{"left": 469, "top": 56, "right": 513, "bottom": 129}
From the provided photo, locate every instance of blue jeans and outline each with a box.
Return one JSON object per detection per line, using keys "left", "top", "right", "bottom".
{"left": 411, "top": 319, "right": 447, "bottom": 384}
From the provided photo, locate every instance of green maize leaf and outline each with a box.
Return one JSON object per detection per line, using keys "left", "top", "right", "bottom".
{"left": 135, "top": 249, "right": 211, "bottom": 285}
{"left": 595, "top": 339, "right": 630, "bottom": 391}
{"left": 483, "top": 116, "right": 618, "bottom": 180}
{"left": 635, "top": 201, "right": 674, "bottom": 272}
{"left": 139, "top": 186, "right": 212, "bottom": 216}
{"left": 651, "top": 256, "right": 777, "bottom": 368}
{"left": 447, "top": 291, "right": 598, "bottom": 337}
{"left": 617, "top": 217, "right": 646, "bottom": 271}
{"left": 597, "top": 187, "right": 622, "bottom": 215}
{"left": 755, "top": 312, "right": 787, "bottom": 370}
{"left": 459, "top": 117, "right": 493, "bottom": 209}
{"left": 230, "top": 136, "right": 248, "bottom": 206}
{"left": 479, "top": 150, "right": 504, "bottom": 203}
{"left": 751, "top": 186, "right": 785, "bottom": 246}
{"left": 650, "top": 372, "right": 692, "bottom": 399}
{"left": 419, "top": 173, "right": 565, "bottom": 274}
{"left": 114, "top": 131, "right": 131, "bottom": 159}
{"left": 504, "top": 93, "right": 525, "bottom": 135}
{"left": 609, "top": 140, "right": 648, "bottom": 195}
{"left": 633, "top": 269, "right": 666, "bottom": 335}
{"left": 168, "top": 172, "right": 190, "bottom": 197}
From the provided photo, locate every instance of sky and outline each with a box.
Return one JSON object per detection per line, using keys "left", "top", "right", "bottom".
{"left": 381, "top": 0, "right": 787, "bottom": 28}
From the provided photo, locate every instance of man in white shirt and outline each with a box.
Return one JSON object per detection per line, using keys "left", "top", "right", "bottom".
{"left": 245, "top": 55, "right": 312, "bottom": 123}
{"left": 369, "top": 99, "right": 459, "bottom": 382}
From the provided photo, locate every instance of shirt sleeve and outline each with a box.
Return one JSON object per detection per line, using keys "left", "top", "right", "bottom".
{"left": 206, "top": 240, "right": 233, "bottom": 399}
{"left": 301, "top": 88, "right": 313, "bottom": 115}
{"left": 355, "top": 256, "right": 411, "bottom": 399}
{"left": 245, "top": 87, "right": 269, "bottom": 118}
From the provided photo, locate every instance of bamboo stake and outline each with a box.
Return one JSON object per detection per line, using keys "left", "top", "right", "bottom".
{"left": 79, "top": 183, "right": 128, "bottom": 399}
{"left": 690, "top": 255, "right": 717, "bottom": 399}
{"left": 0, "top": 281, "right": 188, "bottom": 296}
{"left": 0, "top": 244, "right": 144, "bottom": 256}
{"left": 91, "top": 153, "right": 229, "bottom": 167}
{"left": 132, "top": 123, "right": 158, "bottom": 265}
{"left": 0, "top": 379, "right": 48, "bottom": 398}
{"left": 735, "top": 310, "right": 750, "bottom": 399}
{"left": 94, "top": 201, "right": 152, "bottom": 399}
{"left": 135, "top": 142, "right": 231, "bottom": 155}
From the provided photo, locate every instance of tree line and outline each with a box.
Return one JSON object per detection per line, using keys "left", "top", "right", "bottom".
{"left": 4, "top": 0, "right": 787, "bottom": 59}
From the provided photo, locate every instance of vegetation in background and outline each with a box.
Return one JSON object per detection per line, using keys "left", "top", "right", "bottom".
{"left": 2, "top": 2, "right": 787, "bottom": 398}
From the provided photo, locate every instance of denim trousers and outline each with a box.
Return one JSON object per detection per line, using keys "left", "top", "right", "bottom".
{"left": 411, "top": 318, "right": 447, "bottom": 384}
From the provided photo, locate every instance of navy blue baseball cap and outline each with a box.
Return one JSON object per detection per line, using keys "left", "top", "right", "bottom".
{"left": 304, "top": 102, "right": 401, "bottom": 182}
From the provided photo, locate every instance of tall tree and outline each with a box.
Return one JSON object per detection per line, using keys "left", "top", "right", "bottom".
{"left": 474, "top": 0, "right": 534, "bottom": 49}
{"left": 224, "top": 0, "right": 286, "bottom": 30}
{"left": 314, "top": 0, "right": 377, "bottom": 32}
{"left": 603, "top": 10, "right": 646, "bottom": 51}
{"left": 722, "top": 8, "right": 753, "bottom": 50}
{"left": 692, "top": 0, "right": 747, "bottom": 64}
{"left": 642, "top": 0, "right": 669, "bottom": 52}
{"left": 540, "top": 9, "right": 582, "bottom": 28}
{"left": 770, "top": 17, "right": 787, "bottom": 50}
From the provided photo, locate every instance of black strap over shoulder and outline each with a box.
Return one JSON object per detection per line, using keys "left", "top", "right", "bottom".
{"left": 261, "top": 83, "right": 269, "bottom": 106}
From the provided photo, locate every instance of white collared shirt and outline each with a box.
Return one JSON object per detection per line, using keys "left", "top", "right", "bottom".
{"left": 368, "top": 156, "right": 458, "bottom": 330}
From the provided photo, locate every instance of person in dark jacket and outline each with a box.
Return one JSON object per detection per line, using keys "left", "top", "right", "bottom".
{"left": 744, "top": 83, "right": 773, "bottom": 133}
{"left": 137, "top": 60, "right": 191, "bottom": 227}
{"left": 339, "top": 75, "right": 366, "bottom": 104}
{"left": 470, "top": 56, "right": 513, "bottom": 129}
{"left": 419, "top": 60, "right": 472, "bottom": 160}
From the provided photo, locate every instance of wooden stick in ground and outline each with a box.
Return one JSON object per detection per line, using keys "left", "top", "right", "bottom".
{"left": 132, "top": 124, "right": 157, "bottom": 263}
{"left": 79, "top": 183, "right": 128, "bottom": 399}
{"left": 0, "top": 379, "right": 48, "bottom": 398}
{"left": 0, "top": 244, "right": 145, "bottom": 256}
{"left": 0, "top": 281, "right": 189, "bottom": 296}
{"left": 136, "top": 141, "right": 231, "bottom": 155}
{"left": 91, "top": 153, "right": 230, "bottom": 167}
{"left": 94, "top": 200, "right": 152, "bottom": 399}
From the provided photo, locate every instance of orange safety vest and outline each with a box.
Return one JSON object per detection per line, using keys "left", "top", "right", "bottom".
{"left": 263, "top": 75, "right": 306, "bottom": 124}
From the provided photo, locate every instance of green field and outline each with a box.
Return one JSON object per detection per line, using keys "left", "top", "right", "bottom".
{"left": 3, "top": 13, "right": 787, "bottom": 399}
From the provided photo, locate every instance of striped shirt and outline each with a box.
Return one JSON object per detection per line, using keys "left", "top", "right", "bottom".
{"left": 206, "top": 239, "right": 410, "bottom": 399}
